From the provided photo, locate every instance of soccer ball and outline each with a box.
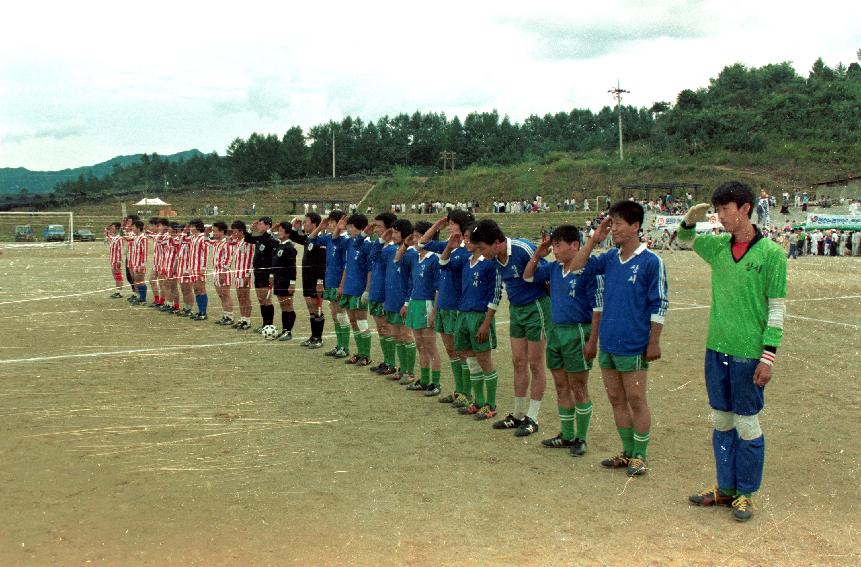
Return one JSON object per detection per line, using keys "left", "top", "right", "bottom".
{"left": 261, "top": 325, "right": 279, "bottom": 340}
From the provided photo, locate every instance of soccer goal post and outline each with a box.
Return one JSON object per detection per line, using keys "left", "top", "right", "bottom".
{"left": 0, "top": 211, "right": 75, "bottom": 249}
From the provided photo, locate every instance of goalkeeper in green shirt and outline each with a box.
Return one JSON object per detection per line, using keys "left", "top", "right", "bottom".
{"left": 678, "top": 181, "right": 787, "bottom": 523}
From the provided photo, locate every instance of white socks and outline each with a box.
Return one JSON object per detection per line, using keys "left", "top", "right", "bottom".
{"left": 527, "top": 399, "right": 541, "bottom": 422}
{"left": 514, "top": 396, "right": 528, "bottom": 420}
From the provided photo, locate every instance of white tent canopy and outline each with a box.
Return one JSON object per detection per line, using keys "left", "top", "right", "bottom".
{"left": 134, "top": 197, "right": 170, "bottom": 206}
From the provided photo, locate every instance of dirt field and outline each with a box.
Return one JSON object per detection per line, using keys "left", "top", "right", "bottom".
{"left": 0, "top": 243, "right": 858, "bottom": 566}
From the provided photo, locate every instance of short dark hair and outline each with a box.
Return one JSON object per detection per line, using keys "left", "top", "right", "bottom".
{"left": 230, "top": 220, "right": 247, "bottom": 232}
{"left": 550, "top": 224, "right": 580, "bottom": 245}
{"left": 277, "top": 221, "right": 291, "bottom": 233}
{"left": 158, "top": 218, "right": 171, "bottom": 227}
{"left": 608, "top": 201, "right": 645, "bottom": 227}
{"left": 306, "top": 212, "right": 322, "bottom": 226}
{"left": 328, "top": 210, "right": 345, "bottom": 222}
{"left": 414, "top": 220, "right": 434, "bottom": 239}
{"left": 258, "top": 216, "right": 273, "bottom": 227}
{"left": 125, "top": 214, "right": 140, "bottom": 223}
{"left": 109, "top": 222, "right": 121, "bottom": 230}
{"left": 712, "top": 181, "right": 755, "bottom": 218}
{"left": 189, "top": 218, "right": 205, "bottom": 232}
{"left": 375, "top": 212, "right": 397, "bottom": 229}
{"left": 148, "top": 216, "right": 160, "bottom": 225}
{"left": 169, "top": 222, "right": 183, "bottom": 231}
{"left": 133, "top": 220, "right": 145, "bottom": 231}
{"left": 347, "top": 214, "right": 368, "bottom": 231}
{"left": 469, "top": 219, "right": 505, "bottom": 245}
{"left": 212, "top": 221, "right": 228, "bottom": 233}
{"left": 392, "top": 219, "right": 413, "bottom": 240}
{"left": 448, "top": 210, "right": 475, "bottom": 234}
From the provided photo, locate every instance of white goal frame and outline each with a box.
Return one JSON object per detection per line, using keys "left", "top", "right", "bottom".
{"left": 0, "top": 211, "right": 75, "bottom": 249}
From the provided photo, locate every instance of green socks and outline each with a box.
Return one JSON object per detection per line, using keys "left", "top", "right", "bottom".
{"left": 471, "top": 371, "right": 485, "bottom": 406}
{"left": 382, "top": 336, "right": 395, "bottom": 367}
{"left": 360, "top": 330, "right": 372, "bottom": 357}
{"left": 403, "top": 342, "right": 416, "bottom": 374}
{"left": 575, "top": 401, "right": 593, "bottom": 441}
{"left": 484, "top": 370, "right": 498, "bottom": 409}
{"left": 632, "top": 431, "right": 650, "bottom": 459}
{"left": 431, "top": 369, "right": 441, "bottom": 385}
{"left": 559, "top": 406, "right": 576, "bottom": 441}
{"left": 461, "top": 364, "right": 471, "bottom": 399}
{"left": 396, "top": 341, "right": 406, "bottom": 372}
{"left": 450, "top": 358, "right": 462, "bottom": 393}
{"left": 420, "top": 367, "right": 430, "bottom": 385}
{"left": 618, "top": 426, "right": 634, "bottom": 457}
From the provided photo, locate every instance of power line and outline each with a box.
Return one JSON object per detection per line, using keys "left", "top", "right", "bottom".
{"left": 608, "top": 80, "right": 630, "bottom": 161}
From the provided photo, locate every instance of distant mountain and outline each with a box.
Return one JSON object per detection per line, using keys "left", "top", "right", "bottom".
{"left": 0, "top": 149, "right": 204, "bottom": 196}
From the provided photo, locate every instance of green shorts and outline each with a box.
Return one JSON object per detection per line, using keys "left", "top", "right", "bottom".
{"left": 453, "top": 311, "right": 497, "bottom": 353}
{"left": 406, "top": 299, "right": 434, "bottom": 330}
{"left": 509, "top": 296, "right": 552, "bottom": 342}
{"left": 599, "top": 351, "right": 649, "bottom": 372}
{"left": 323, "top": 287, "right": 338, "bottom": 302}
{"left": 546, "top": 323, "right": 593, "bottom": 372}
{"left": 434, "top": 308, "right": 458, "bottom": 335}
{"left": 386, "top": 310, "right": 405, "bottom": 326}
{"left": 368, "top": 300, "right": 386, "bottom": 318}
{"left": 339, "top": 294, "right": 368, "bottom": 311}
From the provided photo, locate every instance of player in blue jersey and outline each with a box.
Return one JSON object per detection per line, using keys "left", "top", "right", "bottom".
{"left": 308, "top": 210, "right": 350, "bottom": 357}
{"left": 383, "top": 219, "right": 417, "bottom": 383}
{"left": 399, "top": 221, "right": 442, "bottom": 395}
{"left": 523, "top": 225, "right": 603, "bottom": 456}
{"left": 570, "top": 201, "right": 668, "bottom": 477}
{"left": 417, "top": 210, "right": 475, "bottom": 405}
{"left": 367, "top": 212, "right": 398, "bottom": 375}
{"left": 333, "top": 214, "right": 375, "bottom": 366}
{"left": 470, "top": 219, "right": 551, "bottom": 437}
{"left": 440, "top": 228, "right": 503, "bottom": 420}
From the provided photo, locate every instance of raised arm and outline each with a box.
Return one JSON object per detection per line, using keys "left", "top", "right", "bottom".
{"left": 570, "top": 216, "right": 611, "bottom": 271}
{"left": 523, "top": 236, "right": 551, "bottom": 281}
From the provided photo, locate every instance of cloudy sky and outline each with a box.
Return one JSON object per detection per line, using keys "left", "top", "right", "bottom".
{"left": 1, "top": 0, "right": 859, "bottom": 170}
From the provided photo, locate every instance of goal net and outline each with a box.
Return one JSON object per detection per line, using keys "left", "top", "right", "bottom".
{"left": 0, "top": 211, "right": 76, "bottom": 249}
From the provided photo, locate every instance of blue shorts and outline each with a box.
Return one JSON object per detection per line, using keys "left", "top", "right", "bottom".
{"left": 704, "top": 349, "right": 764, "bottom": 416}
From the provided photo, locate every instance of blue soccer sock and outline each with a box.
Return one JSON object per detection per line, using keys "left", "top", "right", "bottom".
{"left": 195, "top": 293, "right": 208, "bottom": 315}
{"left": 712, "top": 428, "right": 737, "bottom": 493}
{"left": 735, "top": 434, "right": 765, "bottom": 496}
{"left": 138, "top": 284, "right": 147, "bottom": 302}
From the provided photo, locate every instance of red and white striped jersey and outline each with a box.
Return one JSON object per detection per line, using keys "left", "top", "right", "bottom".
{"left": 124, "top": 233, "right": 134, "bottom": 265}
{"left": 163, "top": 233, "right": 179, "bottom": 271}
{"left": 146, "top": 231, "right": 163, "bottom": 271}
{"left": 106, "top": 235, "right": 123, "bottom": 266}
{"left": 175, "top": 234, "right": 191, "bottom": 275}
{"left": 210, "top": 237, "right": 233, "bottom": 273}
{"left": 232, "top": 238, "right": 254, "bottom": 280}
{"left": 155, "top": 232, "right": 171, "bottom": 273}
{"left": 189, "top": 233, "right": 209, "bottom": 275}
{"left": 129, "top": 233, "right": 149, "bottom": 269}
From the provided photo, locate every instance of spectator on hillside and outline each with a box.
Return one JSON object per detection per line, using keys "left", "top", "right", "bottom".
{"left": 756, "top": 191, "right": 771, "bottom": 227}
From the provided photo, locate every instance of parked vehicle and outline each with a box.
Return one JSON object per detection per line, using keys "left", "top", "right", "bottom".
{"left": 73, "top": 229, "right": 96, "bottom": 242}
{"left": 14, "top": 225, "right": 34, "bottom": 242}
{"left": 43, "top": 224, "right": 66, "bottom": 242}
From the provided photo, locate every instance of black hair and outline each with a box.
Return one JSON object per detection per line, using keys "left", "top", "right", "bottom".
{"left": 414, "top": 220, "right": 435, "bottom": 239}
{"left": 448, "top": 210, "right": 475, "bottom": 234}
{"left": 550, "top": 224, "right": 581, "bottom": 245}
{"left": 711, "top": 181, "right": 755, "bottom": 219}
{"left": 109, "top": 221, "right": 121, "bottom": 230}
{"left": 347, "top": 213, "right": 368, "bottom": 231}
{"left": 258, "top": 216, "right": 273, "bottom": 227}
{"left": 148, "top": 216, "right": 160, "bottom": 225}
{"left": 230, "top": 219, "right": 247, "bottom": 232}
{"left": 189, "top": 218, "right": 205, "bottom": 232}
{"left": 374, "top": 211, "right": 397, "bottom": 229}
{"left": 607, "top": 201, "right": 645, "bottom": 227}
{"left": 328, "top": 210, "right": 345, "bottom": 222}
{"left": 468, "top": 219, "right": 506, "bottom": 245}
{"left": 306, "top": 212, "right": 322, "bottom": 226}
{"left": 158, "top": 217, "right": 171, "bottom": 227}
{"left": 125, "top": 214, "right": 140, "bottom": 223}
{"left": 132, "top": 220, "right": 145, "bottom": 231}
{"left": 392, "top": 219, "right": 413, "bottom": 240}
{"left": 277, "top": 221, "right": 291, "bottom": 233}
{"left": 169, "top": 222, "right": 183, "bottom": 231}
{"left": 212, "top": 221, "right": 228, "bottom": 233}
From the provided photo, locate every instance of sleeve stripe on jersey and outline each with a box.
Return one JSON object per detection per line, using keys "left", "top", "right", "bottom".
{"left": 488, "top": 269, "right": 502, "bottom": 310}
{"left": 656, "top": 254, "right": 668, "bottom": 318}
{"left": 594, "top": 274, "right": 604, "bottom": 311}
{"left": 512, "top": 240, "right": 535, "bottom": 259}
{"left": 767, "top": 298, "right": 785, "bottom": 330}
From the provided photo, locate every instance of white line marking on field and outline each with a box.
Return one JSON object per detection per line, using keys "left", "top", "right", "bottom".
{"left": 785, "top": 314, "right": 860, "bottom": 329}
{"left": 0, "top": 341, "right": 266, "bottom": 364}
{"left": 0, "top": 286, "right": 119, "bottom": 305}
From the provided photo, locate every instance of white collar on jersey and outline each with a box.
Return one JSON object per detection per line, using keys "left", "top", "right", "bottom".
{"left": 618, "top": 242, "right": 648, "bottom": 264}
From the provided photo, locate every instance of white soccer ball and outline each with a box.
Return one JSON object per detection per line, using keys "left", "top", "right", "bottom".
{"left": 261, "top": 325, "right": 279, "bottom": 340}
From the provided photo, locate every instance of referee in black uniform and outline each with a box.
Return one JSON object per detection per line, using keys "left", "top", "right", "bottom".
{"left": 243, "top": 216, "right": 280, "bottom": 332}
{"left": 289, "top": 212, "right": 327, "bottom": 347}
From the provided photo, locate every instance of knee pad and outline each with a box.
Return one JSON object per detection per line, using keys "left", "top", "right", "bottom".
{"left": 467, "top": 357, "right": 482, "bottom": 375}
{"left": 337, "top": 312, "right": 350, "bottom": 326}
{"left": 357, "top": 319, "right": 369, "bottom": 332}
{"left": 711, "top": 409, "right": 734, "bottom": 432}
{"left": 734, "top": 413, "right": 762, "bottom": 440}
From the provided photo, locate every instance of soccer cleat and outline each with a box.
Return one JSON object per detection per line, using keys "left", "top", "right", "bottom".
{"left": 355, "top": 356, "right": 372, "bottom": 367}
{"left": 541, "top": 434, "right": 574, "bottom": 448}
{"left": 689, "top": 486, "right": 735, "bottom": 508}
{"left": 514, "top": 416, "right": 539, "bottom": 437}
{"left": 191, "top": 313, "right": 208, "bottom": 321}
{"left": 300, "top": 336, "right": 314, "bottom": 347}
{"left": 169, "top": 307, "right": 182, "bottom": 315}
{"left": 601, "top": 453, "right": 631, "bottom": 469}
{"left": 149, "top": 302, "right": 161, "bottom": 308}
{"left": 731, "top": 496, "right": 753, "bottom": 522}
{"left": 458, "top": 403, "right": 480, "bottom": 415}
{"left": 127, "top": 295, "right": 136, "bottom": 302}
{"left": 492, "top": 413, "right": 523, "bottom": 430}
{"left": 570, "top": 438, "right": 587, "bottom": 457}
{"left": 306, "top": 338, "right": 323, "bottom": 349}
{"left": 389, "top": 370, "right": 405, "bottom": 381}
{"left": 277, "top": 330, "right": 293, "bottom": 341}
{"left": 214, "top": 316, "right": 228, "bottom": 325}
{"left": 626, "top": 456, "right": 647, "bottom": 477}
{"left": 234, "top": 321, "right": 251, "bottom": 331}
{"left": 438, "top": 393, "right": 457, "bottom": 404}
{"left": 344, "top": 354, "right": 360, "bottom": 365}
{"left": 160, "top": 304, "right": 175, "bottom": 313}
{"left": 405, "top": 381, "right": 427, "bottom": 391}
{"left": 474, "top": 405, "right": 497, "bottom": 420}
{"left": 324, "top": 346, "right": 340, "bottom": 356}
{"left": 370, "top": 362, "right": 387, "bottom": 374}
{"left": 110, "top": 292, "right": 123, "bottom": 298}
{"left": 424, "top": 384, "right": 442, "bottom": 397}
{"left": 253, "top": 325, "right": 265, "bottom": 334}
{"left": 333, "top": 347, "right": 349, "bottom": 359}
{"left": 380, "top": 366, "right": 398, "bottom": 377}
{"left": 398, "top": 373, "right": 416, "bottom": 386}
{"left": 452, "top": 393, "right": 471, "bottom": 408}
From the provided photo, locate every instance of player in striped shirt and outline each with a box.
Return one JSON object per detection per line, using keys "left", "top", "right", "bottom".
{"left": 146, "top": 217, "right": 164, "bottom": 309}
{"left": 209, "top": 221, "right": 235, "bottom": 326}
{"left": 174, "top": 224, "right": 195, "bottom": 317}
{"left": 160, "top": 222, "right": 182, "bottom": 313}
{"left": 571, "top": 201, "right": 669, "bottom": 477}
{"left": 187, "top": 219, "right": 210, "bottom": 320}
{"left": 121, "top": 214, "right": 140, "bottom": 300}
{"left": 152, "top": 218, "right": 173, "bottom": 309}
{"left": 229, "top": 220, "right": 254, "bottom": 330}
{"left": 126, "top": 220, "right": 149, "bottom": 304}
{"left": 679, "top": 182, "right": 787, "bottom": 522}
{"left": 104, "top": 222, "right": 125, "bottom": 298}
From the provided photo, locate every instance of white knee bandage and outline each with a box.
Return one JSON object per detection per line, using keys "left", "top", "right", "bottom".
{"left": 337, "top": 312, "right": 350, "bottom": 326}
{"left": 467, "top": 357, "right": 482, "bottom": 374}
{"left": 711, "top": 410, "right": 734, "bottom": 432}
{"left": 734, "top": 414, "right": 762, "bottom": 440}
{"left": 357, "top": 319, "right": 369, "bottom": 332}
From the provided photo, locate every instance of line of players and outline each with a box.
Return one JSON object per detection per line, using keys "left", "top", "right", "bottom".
{"left": 105, "top": 183, "right": 784, "bottom": 523}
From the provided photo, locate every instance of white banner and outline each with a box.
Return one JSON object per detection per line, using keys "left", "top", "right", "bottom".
{"left": 805, "top": 214, "right": 861, "bottom": 229}
{"left": 654, "top": 215, "right": 684, "bottom": 228}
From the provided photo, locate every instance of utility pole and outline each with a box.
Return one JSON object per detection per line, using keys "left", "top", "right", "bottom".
{"left": 439, "top": 151, "right": 456, "bottom": 174}
{"left": 331, "top": 126, "right": 336, "bottom": 178}
{"left": 608, "top": 80, "right": 629, "bottom": 161}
